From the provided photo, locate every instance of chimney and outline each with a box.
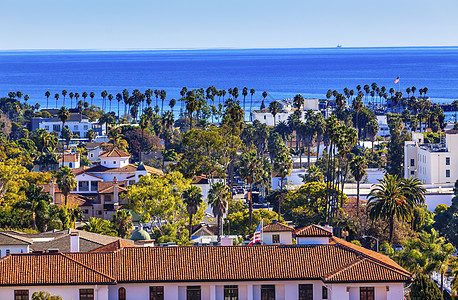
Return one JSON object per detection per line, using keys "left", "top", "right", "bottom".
{"left": 49, "top": 178, "right": 56, "bottom": 204}
{"left": 70, "top": 233, "right": 79, "bottom": 252}
{"left": 113, "top": 177, "right": 119, "bottom": 208}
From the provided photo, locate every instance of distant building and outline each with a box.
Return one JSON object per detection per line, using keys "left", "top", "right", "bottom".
{"left": 251, "top": 98, "right": 320, "bottom": 126}
{"left": 86, "top": 142, "right": 105, "bottom": 163}
{"left": 33, "top": 112, "right": 106, "bottom": 139}
{"left": 404, "top": 131, "right": 458, "bottom": 184}
{"left": 58, "top": 152, "right": 80, "bottom": 169}
{"left": 0, "top": 226, "right": 411, "bottom": 300}
{"left": 261, "top": 220, "right": 294, "bottom": 245}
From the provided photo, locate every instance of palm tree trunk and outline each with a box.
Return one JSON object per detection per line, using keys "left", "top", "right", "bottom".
{"left": 32, "top": 212, "right": 37, "bottom": 230}
{"left": 316, "top": 139, "right": 321, "bottom": 160}
{"left": 189, "top": 213, "right": 193, "bottom": 239}
{"left": 249, "top": 183, "right": 253, "bottom": 227}
{"left": 217, "top": 216, "right": 222, "bottom": 242}
{"left": 389, "top": 218, "right": 394, "bottom": 243}
{"left": 307, "top": 142, "right": 311, "bottom": 168}
{"left": 356, "top": 180, "right": 360, "bottom": 217}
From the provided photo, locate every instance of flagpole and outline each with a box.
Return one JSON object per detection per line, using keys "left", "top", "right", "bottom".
{"left": 261, "top": 218, "right": 264, "bottom": 245}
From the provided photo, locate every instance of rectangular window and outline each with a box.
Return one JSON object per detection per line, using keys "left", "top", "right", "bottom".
{"left": 411, "top": 170, "right": 415, "bottom": 175}
{"left": 261, "top": 285, "right": 275, "bottom": 300}
{"left": 105, "top": 195, "right": 112, "bottom": 202}
{"left": 322, "top": 286, "right": 328, "bottom": 299}
{"left": 90, "top": 181, "right": 98, "bottom": 191}
{"left": 53, "top": 124, "right": 61, "bottom": 132}
{"left": 90, "top": 153, "right": 94, "bottom": 158}
{"left": 79, "top": 289, "right": 94, "bottom": 300}
{"left": 298, "top": 284, "right": 313, "bottom": 300}
{"left": 45, "top": 126, "right": 49, "bottom": 130}
{"left": 84, "top": 125, "right": 89, "bottom": 130}
{"left": 150, "top": 286, "right": 164, "bottom": 300}
{"left": 14, "top": 290, "right": 29, "bottom": 300}
{"left": 446, "top": 157, "right": 450, "bottom": 165}
{"left": 272, "top": 234, "right": 280, "bottom": 244}
{"left": 97, "top": 210, "right": 102, "bottom": 215}
{"left": 224, "top": 285, "right": 238, "bottom": 300}
{"left": 446, "top": 170, "right": 451, "bottom": 178}
{"left": 6, "top": 249, "right": 10, "bottom": 255}
{"left": 410, "top": 158, "right": 415, "bottom": 167}
{"left": 74, "top": 125, "right": 79, "bottom": 130}
{"left": 129, "top": 180, "right": 135, "bottom": 185}
{"left": 186, "top": 286, "right": 201, "bottom": 300}
{"left": 79, "top": 181, "right": 89, "bottom": 191}
{"left": 360, "top": 287, "right": 374, "bottom": 300}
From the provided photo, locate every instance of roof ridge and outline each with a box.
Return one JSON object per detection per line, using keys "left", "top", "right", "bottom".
{"left": 321, "top": 257, "right": 363, "bottom": 281}
{"left": 60, "top": 253, "right": 116, "bottom": 282}
{"left": 0, "top": 232, "right": 33, "bottom": 244}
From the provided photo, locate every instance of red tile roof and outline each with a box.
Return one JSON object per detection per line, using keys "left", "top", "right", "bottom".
{"left": 262, "top": 222, "right": 295, "bottom": 232}
{"left": 99, "top": 148, "right": 130, "bottom": 158}
{"left": 89, "top": 240, "right": 138, "bottom": 253}
{"left": 294, "top": 225, "right": 333, "bottom": 237}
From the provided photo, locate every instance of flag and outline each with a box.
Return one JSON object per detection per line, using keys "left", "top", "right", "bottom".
{"left": 248, "top": 220, "right": 263, "bottom": 245}
{"left": 394, "top": 76, "right": 400, "bottom": 84}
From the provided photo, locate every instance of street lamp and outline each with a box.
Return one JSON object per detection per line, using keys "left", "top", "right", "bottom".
{"left": 362, "top": 235, "right": 379, "bottom": 252}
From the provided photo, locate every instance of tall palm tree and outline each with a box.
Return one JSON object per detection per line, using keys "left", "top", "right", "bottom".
{"left": 350, "top": 156, "right": 367, "bottom": 216}
{"left": 367, "top": 174, "right": 415, "bottom": 243}
{"left": 62, "top": 90, "right": 67, "bottom": 107}
{"left": 101, "top": 90, "right": 108, "bottom": 111}
{"left": 182, "top": 185, "right": 203, "bottom": 239}
{"left": 185, "top": 92, "right": 199, "bottom": 130}
{"left": 139, "top": 114, "right": 150, "bottom": 163}
{"left": 108, "top": 94, "right": 113, "bottom": 112}
{"left": 56, "top": 166, "right": 77, "bottom": 206}
{"left": 239, "top": 149, "right": 262, "bottom": 226}
{"left": 242, "top": 87, "right": 248, "bottom": 120}
{"left": 160, "top": 90, "right": 166, "bottom": 115}
{"left": 366, "top": 119, "right": 379, "bottom": 152}
{"left": 74, "top": 92, "right": 80, "bottom": 108}
{"left": 208, "top": 182, "right": 231, "bottom": 241}
{"left": 54, "top": 93, "right": 60, "bottom": 109}
{"left": 69, "top": 92, "right": 74, "bottom": 108}
{"left": 249, "top": 88, "right": 255, "bottom": 121}
{"left": 89, "top": 91, "right": 95, "bottom": 107}
{"left": 45, "top": 91, "right": 51, "bottom": 109}
{"left": 352, "top": 97, "right": 363, "bottom": 142}
{"left": 15, "top": 184, "right": 52, "bottom": 230}
{"left": 57, "top": 106, "right": 70, "bottom": 159}
{"left": 293, "top": 94, "right": 305, "bottom": 113}
{"left": 79, "top": 217, "right": 117, "bottom": 236}
{"left": 111, "top": 209, "right": 133, "bottom": 238}
{"left": 116, "top": 93, "right": 122, "bottom": 120}
{"left": 268, "top": 101, "right": 280, "bottom": 126}
{"left": 273, "top": 151, "right": 293, "bottom": 214}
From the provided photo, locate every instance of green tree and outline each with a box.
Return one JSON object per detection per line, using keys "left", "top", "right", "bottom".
{"left": 32, "top": 291, "right": 63, "bottom": 300}
{"left": 350, "top": 156, "right": 367, "bottom": 216}
{"left": 268, "top": 101, "right": 280, "bottom": 126}
{"left": 410, "top": 274, "right": 443, "bottom": 300}
{"left": 299, "top": 165, "right": 323, "bottom": 183}
{"left": 182, "top": 185, "right": 203, "bottom": 239}
{"left": 14, "top": 183, "right": 52, "bottom": 230}
{"left": 208, "top": 182, "right": 231, "bottom": 241}
{"left": 45, "top": 91, "right": 51, "bottom": 108}
{"left": 78, "top": 217, "right": 117, "bottom": 236}
{"left": 57, "top": 106, "right": 70, "bottom": 148}
{"left": 273, "top": 151, "right": 293, "bottom": 214}
{"left": 54, "top": 93, "right": 59, "bottom": 109}
{"left": 111, "top": 209, "right": 133, "bottom": 238}
{"left": 366, "top": 118, "right": 379, "bottom": 152}
{"left": 239, "top": 149, "right": 262, "bottom": 226}
{"left": 55, "top": 166, "right": 76, "bottom": 206}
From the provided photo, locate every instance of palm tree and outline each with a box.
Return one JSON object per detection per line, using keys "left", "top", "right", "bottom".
{"left": 182, "top": 185, "right": 203, "bottom": 239}
{"left": 116, "top": 93, "right": 122, "bottom": 120}
{"left": 249, "top": 88, "right": 255, "bottom": 121}
{"left": 54, "top": 93, "right": 60, "bottom": 108}
{"left": 61, "top": 90, "right": 67, "bottom": 107}
{"left": 68, "top": 92, "right": 74, "bottom": 108}
{"left": 101, "top": 90, "right": 108, "bottom": 110}
{"left": 139, "top": 114, "right": 150, "bottom": 162}
{"left": 82, "top": 91, "right": 88, "bottom": 104}
{"left": 242, "top": 87, "right": 248, "bottom": 120}
{"left": 208, "top": 182, "right": 231, "bottom": 241}
{"left": 74, "top": 92, "right": 80, "bottom": 107}
{"left": 112, "top": 209, "right": 133, "bottom": 238}
{"left": 79, "top": 217, "right": 116, "bottom": 236}
{"left": 268, "top": 101, "right": 280, "bottom": 126}
{"left": 84, "top": 129, "right": 96, "bottom": 142}
{"left": 15, "top": 184, "right": 52, "bottom": 230}
{"left": 169, "top": 98, "right": 176, "bottom": 114}
{"left": 56, "top": 166, "right": 77, "bottom": 206}
{"left": 89, "top": 91, "right": 95, "bottom": 107}
{"left": 45, "top": 91, "right": 51, "bottom": 108}
{"left": 293, "top": 94, "right": 305, "bottom": 113}
{"left": 160, "top": 90, "right": 166, "bottom": 115}
{"left": 350, "top": 156, "right": 367, "bottom": 216}
{"left": 185, "top": 92, "right": 199, "bottom": 130}
{"left": 273, "top": 151, "right": 293, "bottom": 213}
{"left": 299, "top": 165, "right": 324, "bottom": 183}
{"left": 108, "top": 94, "right": 113, "bottom": 112}
{"left": 239, "top": 149, "right": 262, "bottom": 226}
{"left": 366, "top": 119, "right": 379, "bottom": 152}
{"left": 367, "top": 174, "right": 415, "bottom": 243}
{"left": 57, "top": 106, "right": 70, "bottom": 157}
{"left": 352, "top": 97, "right": 363, "bottom": 142}
{"left": 24, "top": 94, "right": 29, "bottom": 103}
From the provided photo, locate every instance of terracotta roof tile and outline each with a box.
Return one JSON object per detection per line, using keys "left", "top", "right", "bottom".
{"left": 97, "top": 181, "right": 127, "bottom": 194}
{"left": 0, "top": 232, "right": 32, "bottom": 246}
{"left": 294, "top": 225, "right": 332, "bottom": 237}
{"left": 0, "top": 253, "right": 115, "bottom": 286}
{"left": 262, "top": 222, "right": 295, "bottom": 232}
{"left": 89, "top": 240, "right": 138, "bottom": 253}
{"left": 99, "top": 148, "right": 130, "bottom": 158}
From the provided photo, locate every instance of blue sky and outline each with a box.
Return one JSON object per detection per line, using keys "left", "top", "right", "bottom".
{"left": 1, "top": 0, "right": 457, "bottom": 50}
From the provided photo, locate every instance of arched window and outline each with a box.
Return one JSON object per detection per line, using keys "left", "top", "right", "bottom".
{"left": 118, "top": 287, "right": 126, "bottom": 300}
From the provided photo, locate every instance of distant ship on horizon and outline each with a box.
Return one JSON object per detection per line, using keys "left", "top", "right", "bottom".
{"left": 337, "top": 44, "right": 342, "bottom": 48}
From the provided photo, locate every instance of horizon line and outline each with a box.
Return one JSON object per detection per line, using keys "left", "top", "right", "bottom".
{"left": 1, "top": 45, "right": 458, "bottom": 52}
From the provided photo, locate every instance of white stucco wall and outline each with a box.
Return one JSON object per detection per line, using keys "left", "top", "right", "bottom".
{"left": 100, "top": 157, "right": 129, "bottom": 168}
{"left": 297, "top": 237, "right": 330, "bottom": 245}
{"left": 0, "top": 245, "right": 29, "bottom": 258}
{"left": 263, "top": 232, "right": 293, "bottom": 245}
{"left": 329, "top": 282, "right": 404, "bottom": 300}
{"left": 0, "top": 285, "right": 109, "bottom": 300}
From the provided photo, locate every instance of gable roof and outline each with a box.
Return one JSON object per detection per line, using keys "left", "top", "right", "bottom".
{"left": 262, "top": 222, "right": 295, "bottom": 232}
{"left": 97, "top": 181, "right": 128, "bottom": 194}
{"left": 89, "top": 240, "right": 138, "bottom": 253}
{"left": 0, "top": 232, "right": 32, "bottom": 246}
{"left": 0, "top": 253, "right": 115, "bottom": 286}
{"left": 99, "top": 148, "right": 130, "bottom": 158}
{"left": 294, "top": 225, "right": 333, "bottom": 237}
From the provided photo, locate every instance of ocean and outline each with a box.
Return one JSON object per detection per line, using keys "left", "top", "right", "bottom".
{"left": 1, "top": 47, "right": 458, "bottom": 118}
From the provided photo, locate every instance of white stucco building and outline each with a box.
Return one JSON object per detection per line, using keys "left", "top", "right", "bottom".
{"left": 35, "top": 113, "right": 106, "bottom": 139}
{"left": 404, "top": 131, "right": 458, "bottom": 184}
{"left": 251, "top": 98, "right": 320, "bottom": 126}
{"left": 0, "top": 227, "right": 410, "bottom": 300}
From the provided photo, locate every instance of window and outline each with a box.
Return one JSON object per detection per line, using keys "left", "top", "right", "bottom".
{"left": 74, "top": 125, "right": 79, "bottom": 130}
{"left": 97, "top": 210, "right": 102, "bottom": 215}
{"left": 298, "top": 284, "right": 313, "bottom": 300}
{"left": 186, "top": 286, "right": 201, "bottom": 300}
{"left": 6, "top": 249, "right": 10, "bottom": 255}
{"left": 53, "top": 124, "right": 61, "bottom": 131}
{"left": 14, "top": 290, "right": 29, "bottom": 300}
{"left": 90, "top": 153, "right": 94, "bottom": 158}
{"left": 83, "top": 209, "right": 89, "bottom": 214}
{"left": 79, "top": 181, "right": 89, "bottom": 191}
{"left": 105, "top": 195, "right": 112, "bottom": 202}
{"left": 114, "top": 160, "right": 117, "bottom": 164}
{"left": 150, "top": 286, "right": 164, "bottom": 300}
{"left": 118, "top": 287, "right": 126, "bottom": 300}
{"left": 103, "top": 161, "right": 106, "bottom": 164}
{"left": 79, "top": 289, "right": 94, "bottom": 300}
{"left": 129, "top": 180, "right": 135, "bottom": 185}
{"left": 410, "top": 158, "right": 415, "bottom": 167}
{"left": 446, "top": 170, "right": 451, "bottom": 178}
{"left": 446, "top": 157, "right": 450, "bottom": 165}
{"left": 261, "top": 285, "right": 275, "bottom": 300}
{"left": 411, "top": 170, "right": 415, "bottom": 175}
{"left": 360, "top": 287, "right": 374, "bottom": 300}
{"left": 90, "top": 181, "right": 98, "bottom": 191}
{"left": 322, "top": 286, "right": 328, "bottom": 299}
{"left": 224, "top": 285, "right": 238, "bottom": 300}
{"left": 272, "top": 234, "right": 280, "bottom": 244}
{"left": 69, "top": 162, "right": 73, "bottom": 168}
{"left": 84, "top": 125, "right": 89, "bottom": 130}
{"left": 45, "top": 126, "right": 50, "bottom": 130}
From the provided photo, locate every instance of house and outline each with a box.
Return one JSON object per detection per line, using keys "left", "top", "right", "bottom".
{"left": 251, "top": 98, "right": 320, "bottom": 126}
{"left": 404, "top": 131, "right": 458, "bottom": 184}
{"left": 0, "top": 229, "right": 128, "bottom": 256}
{"left": 0, "top": 228, "right": 411, "bottom": 300}
{"left": 34, "top": 112, "right": 106, "bottom": 139}
{"left": 294, "top": 224, "right": 334, "bottom": 245}
{"left": 262, "top": 220, "right": 295, "bottom": 245}
{"left": 58, "top": 152, "right": 80, "bottom": 169}
{"left": 86, "top": 142, "right": 105, "bottom": 163}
